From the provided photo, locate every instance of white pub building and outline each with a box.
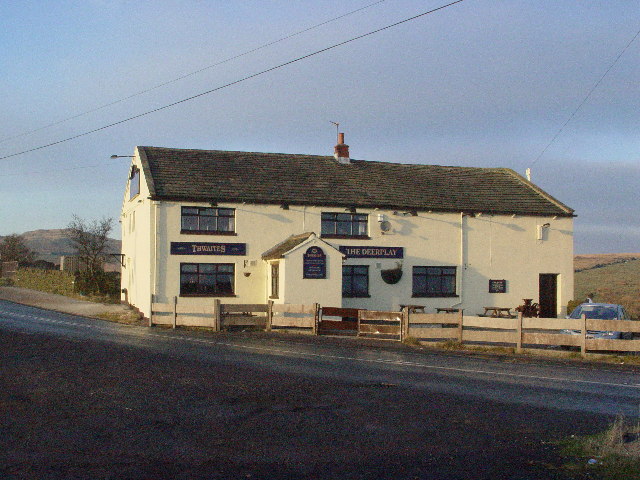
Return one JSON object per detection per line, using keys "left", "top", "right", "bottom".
{"left": 120, "top": 136, "right": 574, "bottom": 320}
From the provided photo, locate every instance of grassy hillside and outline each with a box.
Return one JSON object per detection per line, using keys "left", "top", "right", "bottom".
{"left": 574, "top": 258, "right": 640, "bottom": 319}
{"left": 574, "top": 253, "right": 639, "bottom": 272}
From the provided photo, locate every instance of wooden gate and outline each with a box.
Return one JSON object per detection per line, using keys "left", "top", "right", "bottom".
{"left": 318, "top": 307, "right": 360, "bottom": 335}
{"left": 357, "top": 310, "right": 403, "bottom": 339}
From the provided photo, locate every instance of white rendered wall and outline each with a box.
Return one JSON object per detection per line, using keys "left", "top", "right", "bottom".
{"left": 121, "top": 159, "right": 574, "bottom": 319}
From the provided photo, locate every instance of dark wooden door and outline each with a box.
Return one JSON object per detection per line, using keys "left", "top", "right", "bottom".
{"left": 539, "top": 274, "right": 558, "bottom": 318}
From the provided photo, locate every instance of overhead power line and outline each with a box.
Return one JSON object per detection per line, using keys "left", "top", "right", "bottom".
{"left": 0, "top": 0, "right": 386, "bottom": 146}
{"left": 0, "top": 0, "right": 464, "bottom": 162}
{"left": 529, "top": 26, "right": 640, "bottom": 171}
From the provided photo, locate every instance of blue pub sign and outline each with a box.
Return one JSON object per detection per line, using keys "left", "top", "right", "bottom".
{"left": 303, "top": 246, "right": 326, "bottom": 279}
{"left": 170, "top": 242, "right": 246, "bottom": 255}
{"left": 338, "top": 246, "right": 403, "bottom": 259}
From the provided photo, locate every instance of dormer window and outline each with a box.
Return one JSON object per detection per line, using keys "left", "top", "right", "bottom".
{"left": 129, "top": 166, "right": 140, "bottom": 200}
{"left": 321, "top": 212, "right": 368, "bottom": 239}
{"left": 181, "top": 206, "right": 235, "bottom": 235}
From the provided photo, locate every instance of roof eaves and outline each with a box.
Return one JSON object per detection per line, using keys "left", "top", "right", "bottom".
{"left": 500, "top": 168, "right": 575, "bottom": 217}
{"left": 137, "top": 146, "right": 157, "bottom": 197}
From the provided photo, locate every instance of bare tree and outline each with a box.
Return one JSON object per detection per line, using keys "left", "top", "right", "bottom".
{"left": 0, "top": 234, "right": 35, "bottom": 265}
{"left": 65, "top": 215, "right": 114, "bottom": 292}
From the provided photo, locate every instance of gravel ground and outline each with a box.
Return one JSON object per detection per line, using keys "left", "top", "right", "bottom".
{"left": 1, "top": 325, "right": 608, "bottom": 480}
{"left": 0, "top": 286, "right": 131, "bottom": 318}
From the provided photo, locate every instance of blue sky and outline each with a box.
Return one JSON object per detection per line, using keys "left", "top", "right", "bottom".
{"left": 1, "top": 0, "right": 638, "bottom": 253}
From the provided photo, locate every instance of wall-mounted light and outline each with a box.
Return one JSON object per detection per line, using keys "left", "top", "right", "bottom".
{"left": 537, "top": 223, "right": 551, "bottom": 240}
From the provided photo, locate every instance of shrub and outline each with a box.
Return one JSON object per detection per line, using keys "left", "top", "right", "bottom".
{"left": 74, "top": 270, "right": 120, "bottom": 296}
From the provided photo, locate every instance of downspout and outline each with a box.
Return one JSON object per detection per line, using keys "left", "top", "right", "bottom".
{"left": 302, "top": 205, "right": 307, "bottom": 232}
{"left": 451, "top": 212, "right": 465, "bottom": 309}
{"left": 151, "top": 201, "right": 159, "bottom": 317}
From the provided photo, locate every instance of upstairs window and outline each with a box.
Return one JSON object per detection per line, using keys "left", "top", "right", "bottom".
{"left": 181, "top": 207, "right": 235, "bottom": 234}
{"left": 129, "top": 166, "right": 140, "bottom": 200}
{"left": 413, "top": 266, "right": 457, "bottom": 297}
{"left": 321, "top": 212, "right": 368, "bottom": 238}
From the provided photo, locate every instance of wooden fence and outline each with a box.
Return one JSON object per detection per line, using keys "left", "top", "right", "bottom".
{"left": 148, "top": 298, "right": 640, "bottom": 356}
{"left": 405, "top": 311, "right": 640, "bottom": 356}
{"left": 150, "top": 297, "right": 318, "bottom": 333}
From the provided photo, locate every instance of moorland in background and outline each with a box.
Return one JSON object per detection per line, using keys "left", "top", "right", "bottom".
{"left": 573, "top": 253, "right": 640, "bottom": 318}
{"left": 0, "top": 229, "right": 121, "bottom": 264}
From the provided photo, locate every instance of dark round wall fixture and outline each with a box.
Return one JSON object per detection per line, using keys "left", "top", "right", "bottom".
{"left": 381, "top": 266, "right": 402, "bottom": 284}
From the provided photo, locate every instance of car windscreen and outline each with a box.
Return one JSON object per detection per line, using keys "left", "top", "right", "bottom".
{"left": 569, "top": 305, "right": 618, "bottom": 320}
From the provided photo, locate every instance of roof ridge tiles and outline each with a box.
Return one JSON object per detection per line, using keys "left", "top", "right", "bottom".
{"left": 138, "top": 145, "right": 574, "bottom": 217}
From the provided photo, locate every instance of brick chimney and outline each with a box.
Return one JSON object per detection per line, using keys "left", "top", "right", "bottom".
{"left": 334, "top": 132, "right": 350, "bottom": 164}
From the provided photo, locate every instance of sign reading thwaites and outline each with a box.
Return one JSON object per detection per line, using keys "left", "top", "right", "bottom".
{"left": 170, "top": 242, "right": 246, "bottom": 256}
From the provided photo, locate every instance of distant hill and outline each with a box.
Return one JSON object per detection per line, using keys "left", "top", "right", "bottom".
{"left": 573, "top": 254, "right": 640, "bottom": 319}
{"left": 574, "top": 253, "right": 640, "bottom": 272}
{"left": 1, "top": 229, "right": 121, "bottom": 264}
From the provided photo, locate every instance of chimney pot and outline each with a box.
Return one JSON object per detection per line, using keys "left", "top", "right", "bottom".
{"left": 334, "top": 132, "right": 350, "bottom": 164}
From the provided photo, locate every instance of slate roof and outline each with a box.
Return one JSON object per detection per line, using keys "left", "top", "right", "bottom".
{"left": 261, "top": 233, "right": 313, "bottom": 260}
{"left": 138, "top": 146, "right": 573, "bottom": 217}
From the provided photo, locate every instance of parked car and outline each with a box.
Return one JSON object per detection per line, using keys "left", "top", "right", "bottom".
{"left": 563, "top": 303, "right": 633, "bottom": 339}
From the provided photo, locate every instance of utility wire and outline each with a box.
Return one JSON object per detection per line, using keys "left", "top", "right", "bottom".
{"left": 0, "top": 0, "right": 386, "bottom": 146}
{"left": 0, "top": 160, "right": 120, "bottom": 177}
{"left": 529, "top": 26, "right": 640, "bottom": 170}
{"left": 0, "top": 0, "right": 464, "bottom": 162}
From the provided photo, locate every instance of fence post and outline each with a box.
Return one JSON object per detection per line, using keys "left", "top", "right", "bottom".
{"left": 149, "top": 294, "right": 154, "bottom": 327}
{"left": 213, "top": 299, "right": 221, "bottom": 332}
{"left": 266, "top": 300, "right": 273, "bottom": 332}
{"left": 172, "top": 296, "right": 177, "bottom": 329}
{"left": 516, "top": 312, "right": 523, "bottom": 353}
{"left": 313, "top": 303, "right": 320, "bottom": 335}
{"left": 580, "top": 313, "right": 587, "bottom": 358}
{"left": 401, "top": 308, "right": 409, "bottom": 342}
{"left": 357, "top": 310, "right": 362, "bottom": 337}
{"left": 457, "top": 310, "right": 463, "bottom": 343}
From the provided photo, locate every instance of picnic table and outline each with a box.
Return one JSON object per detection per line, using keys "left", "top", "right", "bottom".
{"left": 399, "top": 304, "right": 426, "bottom": 313}
{"left": 436, "top": 308, "right": 460, "bottom": 314}
{"left": 483, "top": 307, "right": 514, "bottom": 318}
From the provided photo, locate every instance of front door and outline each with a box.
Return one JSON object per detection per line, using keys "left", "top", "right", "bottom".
{"left": 539, "top": 274, "right": 558, "bottom": 318}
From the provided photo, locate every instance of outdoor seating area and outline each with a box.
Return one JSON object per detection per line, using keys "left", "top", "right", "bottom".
{"left": 399, "top": 304, "right": 426, "bottom": 313}
{"left": 481, "top": 307, "right": 515, "bottom": 318}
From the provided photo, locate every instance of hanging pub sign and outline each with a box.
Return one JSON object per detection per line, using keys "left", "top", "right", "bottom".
{"left": 303, "top": 246, "right": 326, "bottom": 279}
{"left": 339, "top": 246, "right": 404, "bottom": 259}
{"left": 489, "top": 279, "right": 507, "bottom": 293}
{"left": 170, "top": 242, "right": 246, "bottom": 256}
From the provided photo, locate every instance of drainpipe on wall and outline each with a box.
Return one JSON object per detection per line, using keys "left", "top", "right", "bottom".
{"left": 451, "top": 212, "right": 465, "bottom": 309}
{"left": 151, "top": 201, "right": 159, "bottom": 316}
{"left": 302, "top": 206, "right": 306, "bottom": 232}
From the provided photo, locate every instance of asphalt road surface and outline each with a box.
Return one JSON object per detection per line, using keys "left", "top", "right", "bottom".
{"left": 2, "top": 299, "right": 640, "bottom": 479}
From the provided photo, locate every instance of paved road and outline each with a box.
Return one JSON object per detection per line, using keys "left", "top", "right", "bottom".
{"left": 2, "top": 299, "right": 639, "bottom": 479}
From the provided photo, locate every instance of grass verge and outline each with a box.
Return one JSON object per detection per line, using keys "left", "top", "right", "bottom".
{"left": 95, "top": 310, "right": 146, "bottom": 326}
{"left": 560, "top": 415, "right": 640, "bottom": 479}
